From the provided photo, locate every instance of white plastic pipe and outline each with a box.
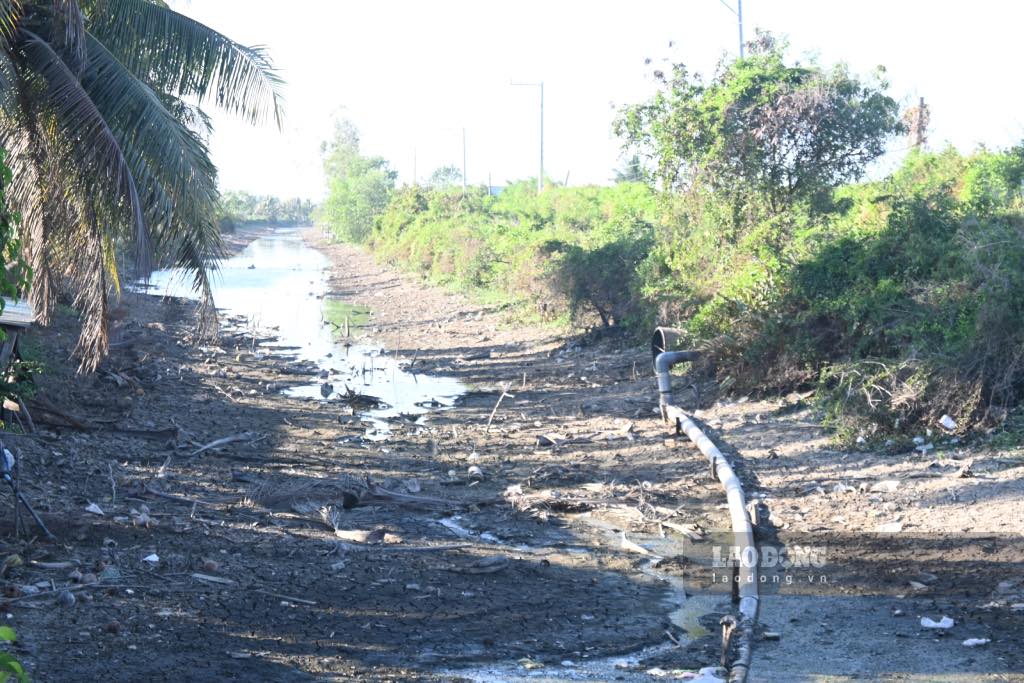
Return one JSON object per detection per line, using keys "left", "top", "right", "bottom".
{"left": 656, "top": 351, "right": 758, "bottom": 682}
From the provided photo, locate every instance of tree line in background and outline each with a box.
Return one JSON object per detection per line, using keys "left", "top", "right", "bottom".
{"left": 219, "top": 191, "right": 316, "bottom": 230}
{"left": 318, "top": 32, "right": 1024, "bottom": 442}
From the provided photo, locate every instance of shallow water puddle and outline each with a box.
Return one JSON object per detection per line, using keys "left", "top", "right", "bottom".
{"left": 144, "top": 227, "right": 465, "bottom": 434}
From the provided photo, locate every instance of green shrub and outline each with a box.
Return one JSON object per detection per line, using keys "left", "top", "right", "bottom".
{"left": 371, "top": 181, "right": 659, "bottom": 327}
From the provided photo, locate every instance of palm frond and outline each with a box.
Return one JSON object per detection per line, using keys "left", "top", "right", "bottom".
{"left": 51, "top": 0, "right": 87, "bottom": 70}
{"left": 18, "top": 27, "right": 152, "bottom": 274}
{"left": 89, "top": 0, "right": 284, "bottom": 128}
{"left": 0, "top": 49, "right": 14, "bottom": 100}
{"left": 81, "top": 31, "right": 219, "bottom": 235}
{"left": 0, "top": 0, "right": 20, "bottom": 44}
{"left": 69, "top": 195, "right": 109, "bottom": 371}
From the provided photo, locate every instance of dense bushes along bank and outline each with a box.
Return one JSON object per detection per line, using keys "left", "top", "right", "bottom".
{"left": 317, "top": 36, "right": 1024, "bottom": 440}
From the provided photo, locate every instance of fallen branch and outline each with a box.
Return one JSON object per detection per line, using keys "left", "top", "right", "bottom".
{"left": 485, "top": 383, "right": 512, "bottom": 431}
{"left": 143, "top": 484, "right": 218, "bottom": 507}
{"left": 335, "top": 541, "right": 471, "bottom": 553}
{"left": 190, "top": 431, "right": 259, "bottom": 457}
{"left": 253, "top": 589, "right": 316, "bottom": 605}
{"left": 365, "top": 481, "right": 462, "bottom": 508}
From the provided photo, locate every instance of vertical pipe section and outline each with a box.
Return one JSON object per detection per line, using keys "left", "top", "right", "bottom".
{"left": 654, "top": 347, "right": 758, "bottom": 682}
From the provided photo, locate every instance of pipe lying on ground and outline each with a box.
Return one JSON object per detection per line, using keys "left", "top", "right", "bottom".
{"left": 653, "top": 347, "right": 758, "bottom": 683}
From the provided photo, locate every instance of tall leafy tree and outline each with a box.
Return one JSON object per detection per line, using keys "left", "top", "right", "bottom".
{"left": 0, "top": 0, "right": 284, "bottom": 369}
{"left": 615, "top": 32, "right": 903, "bottom": 214}
{"left": 318, "top": 118, "right": 396, "bottom": 243}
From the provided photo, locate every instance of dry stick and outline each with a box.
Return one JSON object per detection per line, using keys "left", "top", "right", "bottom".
{"left": 189, "top": 432, "right": 258, "bottom": 457}
{"left": 108, "top": 462, "right": 117, "bottom": 505}
{"left": 254, "top": 589, "right": 317, "bottom": 606}
{"left": 335, "top": 541, "right": 472, "bottom": 553}
{"left": 485, "top": 383, "right": 512, "bottom": 431}
{"left": 16, "top": 397, "right": 35, "bottom": 434}
{"left": 211, "top": 383, "right": 239, "bottom": 403}
{"left": 1, "top": 582, "right": 107, "bottom": 605}
{"left": 143, "top": 484, "right": 217, "bottom": 507}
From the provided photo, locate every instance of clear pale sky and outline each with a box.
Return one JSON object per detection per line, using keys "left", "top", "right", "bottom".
{"left": 171, "top": 1, "right": 1024, "bottom": 200}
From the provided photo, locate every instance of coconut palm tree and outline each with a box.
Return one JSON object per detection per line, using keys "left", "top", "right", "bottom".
{"left": 0, "top": 0, "right": 284, "bottom": 369}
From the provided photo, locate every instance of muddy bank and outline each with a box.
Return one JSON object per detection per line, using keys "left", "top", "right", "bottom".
{"left": 0, "top": 226, "right": 1020, "bottom": 682}
{"left": 1, "top": 228, "right": 734, "bottom": 682}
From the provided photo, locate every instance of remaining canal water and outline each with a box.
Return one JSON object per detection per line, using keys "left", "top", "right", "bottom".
{"left": 146, "top": 227, "right": 465, "bottom": 433}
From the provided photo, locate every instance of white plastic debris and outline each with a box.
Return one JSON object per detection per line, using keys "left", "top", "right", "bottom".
{"left": 437, "top": 517, "right": 473, "bottom": 538}
{"left": 962, "top": 638, "right": 990, "bottom": 647}
{"left": 915, "top": 442, "right": 934, "bottom": 454}
{"left": 2, "top": 448, "right": 14, "bottom": 471}
{"left": 912, "top": 435, "right": 926, "bottom": 445}
{"left": 939, "top": 415, "right": 957, "bottom": 431}
{"left": 141, "top": 553, "right": 160, "bottom": 564}
{"left": 85, "top": 502, "right": 105, "bottom": 516}
{"left": 682, "top": 667, "right": 728, "bottom": 682}
{"left": 921, "top": 616, "right": 955, "bottom": 629}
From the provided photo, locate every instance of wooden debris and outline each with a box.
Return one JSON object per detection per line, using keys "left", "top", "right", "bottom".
{"left": 189, "top": 431, "right": 260, "bottom": 457}
{"left": 191, "top": 573, "right": 235, "bottom": 585}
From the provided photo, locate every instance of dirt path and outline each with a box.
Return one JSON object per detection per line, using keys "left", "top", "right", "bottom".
{"left": 1, "top": 226, "right": 1020, "bottom": 682}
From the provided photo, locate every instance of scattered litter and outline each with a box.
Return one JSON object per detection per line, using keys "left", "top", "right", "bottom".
{"left": 762, "top": 631, "right": 781, "bottom": 640}
{"left": 467, "top": 465, "right": 483, "bottom": 479}
{"left": 921, "top": 616, "right": 955, "bottom": 629}
{"left": 536, "top": 433, "right": 566, "bottom": 447}
{"left": 962, "top": 638, "right": 991, "bottom": 647}
{"left": 939, "top": 415, "right": 957, "bottom": 431}
{"left": 98, "top": 566, "right": 122, "bottom": 582}
{"left": 620, "top": 532, "right": 652, "bottom": 556}
{"left": 916, "top": 442, "right": 934, "bottom": 454}
{"left": 142, "top": 553, "right": 160, "bottom": 564}
{"left": 333, "top": 528, "right": 387, "bottom": 544}
{"left": 85, "top": 502, "right": 104, "bottom": 516}
{"left": 403, "top": 478, "right": 421, "bottom": 493}
{"left": 912, "top": 436, "right": 926, "bottom": 445}
{"left": 661, "top": 520, "right": 705, "bottom": 540}
{"left": 832, "top": 483, "right": 856, "bottom": 494}
{"left": 437, "top": 517, "right": 473, "bottom": 538}
{"left": 517, "top": 657, "right": 543, "bottom": 670}
{"left": 681, "top": 667, "right": 728, "bottom": 682}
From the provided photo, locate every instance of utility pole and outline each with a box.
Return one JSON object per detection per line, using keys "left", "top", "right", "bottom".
{"left": 718, "top": 0, "right": 744, "bottom": 58}
{"left": 512, "top": 80, "right": 544, "bottom": 193}
{"left": 738, "top": 0, "right": 744, "bottom": 58}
